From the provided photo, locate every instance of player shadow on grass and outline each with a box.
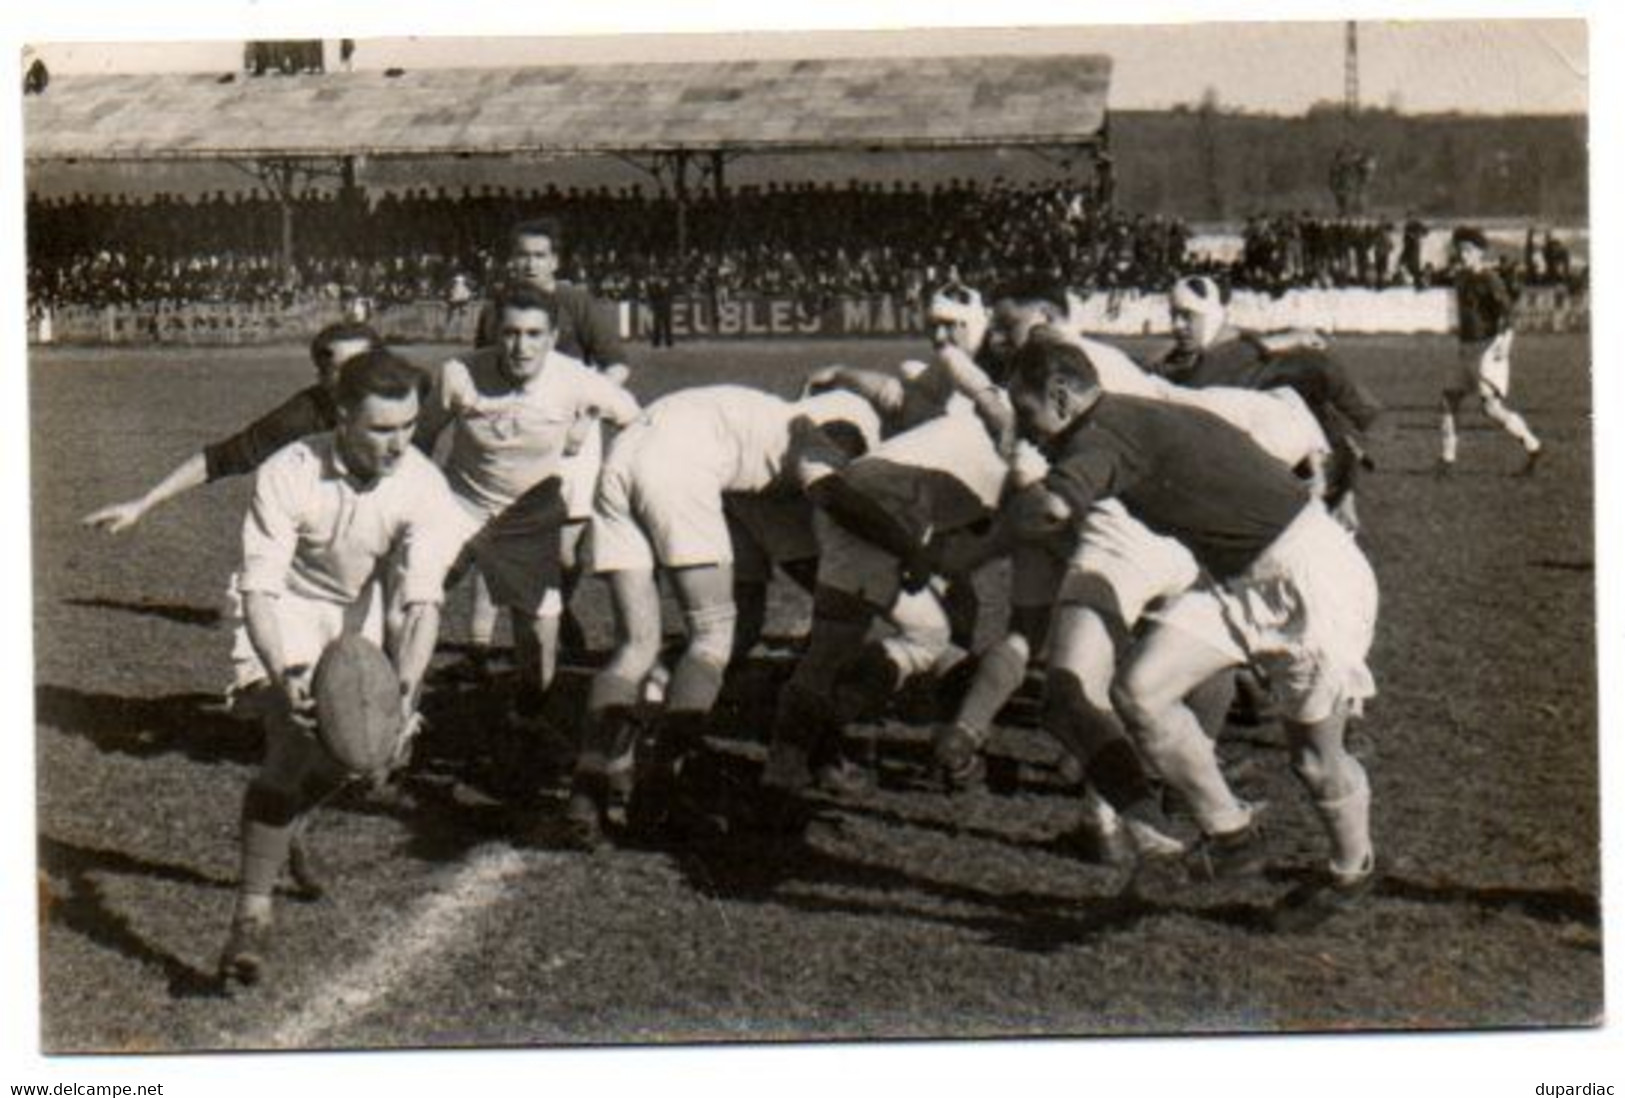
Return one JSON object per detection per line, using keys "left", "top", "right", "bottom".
{"left": 61, "top": 596, "right": 221, "bottom": 628}
{"left": 34, "top": 684, "right": 261, "bottom": 766}
{"left": 669, "top": 818, "right": 1275, "bottom": 953}
{"left": 38, "top": 834, "right": 228, "bottom": 999}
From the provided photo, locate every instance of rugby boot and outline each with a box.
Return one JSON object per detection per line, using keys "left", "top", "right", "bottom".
{"left": 1272, "top": 860, "right": 1378, "bottom": 933}
{"left": 218, "top": 912, "right": 273, "bottom": 988}
{"left": 931, "top": 722, "right": 987, "bottom": 793}
{"left": 1185, "top": 815, "right": 1269, "bottom": 883}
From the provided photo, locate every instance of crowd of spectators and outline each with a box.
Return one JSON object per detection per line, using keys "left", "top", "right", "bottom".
{"left": 1224, "top": 210, "right": 1587, "bottom": 296}
{"left": 26, "top": 178, "right": 1194, "bottom": 312}
{"left": 26, "top": 180, "right": 1585, "bottom": 315}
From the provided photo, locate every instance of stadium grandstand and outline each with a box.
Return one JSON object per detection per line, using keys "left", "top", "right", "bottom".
{"left": 23, "top": 53, "right": 1587, "bottom": 343}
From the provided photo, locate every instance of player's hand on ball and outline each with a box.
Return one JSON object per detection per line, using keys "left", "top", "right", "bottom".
{"left": 279, "top": 667, "right": 319, "bottom": 732}
{"left": 82, "top": 500, "right": 145, "bottom": 534}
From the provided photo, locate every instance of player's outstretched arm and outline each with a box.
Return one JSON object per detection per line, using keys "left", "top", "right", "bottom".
{"left": 81, "top": 452, "right": 209, "bottom": 533}
{"left": 1257, "top": 329, "right": 1329, "bottom": 355}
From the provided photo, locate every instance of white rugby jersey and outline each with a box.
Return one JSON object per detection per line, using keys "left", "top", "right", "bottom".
{"left": 862, "top": 411, "right": 1008, "bottom": 510}
{"left": 239, "top": 435, "right": 460, "bottom": 607}
{"left": 431, "top": 346, "right": 639, "bottom": 515}
{"left": 1067, "top": 333, "right": 1327, "bottom": 467}
{"left": 635, "top": 385, "right": 882, "bottom": 495}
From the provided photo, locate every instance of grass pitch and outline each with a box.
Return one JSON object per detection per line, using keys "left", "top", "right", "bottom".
{"left": 29, "top": 333, "right": 1599, "bottom": 1050}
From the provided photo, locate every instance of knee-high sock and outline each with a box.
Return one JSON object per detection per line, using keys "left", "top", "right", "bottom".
{"left": 1483, "top": 396, "right": 1540, "bottom": 452}
{"left": 1137, "top": 703, "right": 1252, "bottom": 836}
{"left": 956, "top": 636, "right": 1030, "bottom": 739}
{"left": 1312, "top": 757, "right": 1374, "bottom": 880}
{"left": 239, "top": 783, "right": 299, "bottom": 900}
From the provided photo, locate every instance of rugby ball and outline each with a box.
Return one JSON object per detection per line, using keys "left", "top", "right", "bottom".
{"left": 312, "top": 635, "right": 403, "bottom": 776}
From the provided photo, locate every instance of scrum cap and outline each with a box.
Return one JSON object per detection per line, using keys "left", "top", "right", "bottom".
{"left": 1170, "top": 275, "right": 1227, "bottom": 322}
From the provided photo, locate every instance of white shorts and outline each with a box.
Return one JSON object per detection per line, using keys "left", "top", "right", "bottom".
{"left": 1447, "top": 335, "right": 1513, "bottom": 400}
{"left": 592, "top": 421, "right": 730, "bottom": 573}
{"left": 227, "top": 576, "right": 385, "bottom": 696}
{"left": 1061, "top": 500, "right": 1201, "bottom": 628}
{"left": 1153, "top": 503, "right": 1378, "bottom": 725}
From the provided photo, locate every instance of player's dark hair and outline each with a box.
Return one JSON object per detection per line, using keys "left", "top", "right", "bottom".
{"left": 1009, "top": 338, "right": 1101, "bottom": 398}
{"left": 989, "top": 276, "right": 1069, "bottom": 316}
{"left": 334, "top": 348, "right": 429, "bottom": 412}
{"left": 309, "top": 321, "right": 383, "bottom": 369}
{"left": 495, "top": 284, "right": 560, "bottom": 326}
{"left": 509, "top": 218, "right": 563, "bottom": 253}
{"left": 819, "top": 419, "right": 872, "bottom": 462}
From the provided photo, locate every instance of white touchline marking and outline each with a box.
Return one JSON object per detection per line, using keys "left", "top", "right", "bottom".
{"left": 262, "top": 844, "right": 543, "bottom": 1049}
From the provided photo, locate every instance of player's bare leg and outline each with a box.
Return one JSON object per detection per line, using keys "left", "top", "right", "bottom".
{"left": 1045, "top": 603, "right": 1181, "bottom": 864}
{"left": 566, "top": 567, "right": 662, "bottom": 849}
{"left": 1438, "top": 390, "right": 1464, "bottom": 476}
{"left": 1480, "top": 391, "right": 1543, "bottom": 474}
{"left": 1272, "top": 707, "right": 1377, "bottom": 930}
{"left": 556, "top": 520, "right": 592, "bottom": 658}
{"left": 466, "top": 570, "right": 498, "bottom": 680}
{"left": 933, "top": 602, "right": 1049, "bottom": 790}
{"left": 1113, "top": 623, "right": 1262, "bottom": 885}
{"left": 222, "top": 700, "right": 346, "bottom": 987}
{"left": 629, "top": 564, "right": 737, "bottom": 837}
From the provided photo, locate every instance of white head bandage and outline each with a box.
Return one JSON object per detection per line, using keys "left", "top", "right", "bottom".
{"left": 929, "top": 286, "right": 990, "bottom": 351}
{"left": 1170, "top": 275, "right": 1227, "bottom": 323}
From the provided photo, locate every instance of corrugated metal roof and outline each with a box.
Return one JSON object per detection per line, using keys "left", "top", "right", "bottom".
{"left": 22, "top": 54, "right": 1110, "bottom": 161}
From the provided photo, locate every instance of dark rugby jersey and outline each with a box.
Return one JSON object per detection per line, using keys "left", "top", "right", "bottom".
{"left": 1162, "top": 336, "right": 1382, "bottom": 432}
{"left": 1454, "top": 267, "right": 1514, "bottom": 343}
{"left": 475, "top": 282, "right": 627, "bottom": 368}
{"left": 202, "top": 385, "right": 337, "bottom": 481}
{"left": 1044, "top": 394, "right": 1310, "bottom": 580}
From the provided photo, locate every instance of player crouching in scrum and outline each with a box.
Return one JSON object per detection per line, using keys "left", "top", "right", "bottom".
{"left": 218, "top": 350, "right": 462, "bottom": 987}
{"left": 1004, "top": 337, "right": 1380, "bottom": 929}
{"left": 572, "top": 383, "right": 882, "bottom": 850}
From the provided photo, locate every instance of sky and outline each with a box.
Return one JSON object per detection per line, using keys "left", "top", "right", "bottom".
{"left": 24, "top": 18, "right": 1587, "bottom": 116}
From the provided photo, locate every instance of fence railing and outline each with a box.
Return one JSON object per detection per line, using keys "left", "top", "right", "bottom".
{"left": 29, "top": 286, "right": 1589, "bottom": 346}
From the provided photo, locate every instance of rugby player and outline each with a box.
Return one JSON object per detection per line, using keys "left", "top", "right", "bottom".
{"left": 1155, "top": 274, "right": 1382, "bottom": 527}
{"left": 82, "top": 322, "right": 383, "bottom": 533}
{"left": 1006, "top": 337, "right": 1380, "bottom": 928}
{"left": 570, "top": 383, "right": 883, "bottom": 848}
{"left": 415, "top": 285, "right": 640, "bottom": 744}
{"left": 1439, "top": 226, "right": 1542, "bottom": 476}
{"left": 218, "top": 349, "right": 461, "bottom": 985}
{"left": 470, "top": 218, "right": 636, "bottom": 665}
{"left": 929, "top": 283, "right": 1326, "bottom": 858}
